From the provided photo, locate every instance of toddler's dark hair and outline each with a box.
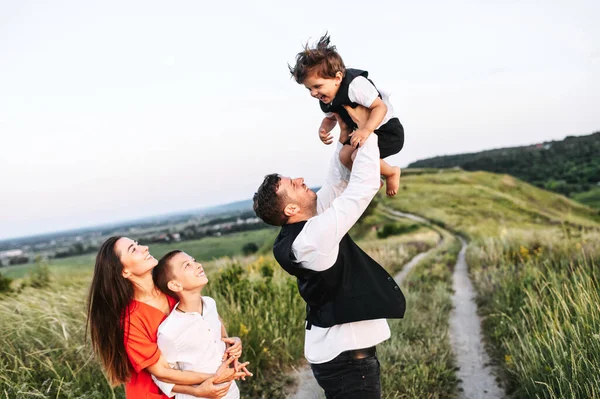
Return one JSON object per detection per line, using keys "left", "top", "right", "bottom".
{"left": 289, "top": 33, "right": 346, "bottom": 84}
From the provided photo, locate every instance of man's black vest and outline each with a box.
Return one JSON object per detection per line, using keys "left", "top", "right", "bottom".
{"left": 319, "top": 68, "right": 381, "bottom": 131}
{"left": 273, "top": 221, "right": 406, "bottom": 329}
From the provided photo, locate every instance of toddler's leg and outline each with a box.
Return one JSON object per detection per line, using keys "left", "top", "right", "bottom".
{"left": 340, "top": 145, "right": 355, "bottom": 170}
{"left": 380, "top": 159, "right": 401, "bottom": 196}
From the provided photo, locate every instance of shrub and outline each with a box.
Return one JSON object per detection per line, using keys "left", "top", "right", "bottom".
{"left": 377, "top": 222, "right": 419, "bottom": 239}
{"left": 0, "top": 272, "right": 12, "bottom": 294}
{"left": 242, "top": 242, "right": 259, "bottom": 256}
{"left": 27, "top": 256, "right": 51, "bottom": 289}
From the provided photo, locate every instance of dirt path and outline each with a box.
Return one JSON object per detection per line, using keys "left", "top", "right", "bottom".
{"left": 385, "top": 208, "right": 505, "bottom": 398}
{"left": 449, "top": 238, "right": 504, "bottom": 399}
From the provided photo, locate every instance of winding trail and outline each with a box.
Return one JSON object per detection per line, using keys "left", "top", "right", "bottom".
{"left": 385, "top": 208, "right": 505, "bottom": 399}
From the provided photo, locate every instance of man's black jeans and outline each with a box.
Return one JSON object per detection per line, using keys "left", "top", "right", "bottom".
{"left": 310, "top": 347, "right": 381, "bottom": 399}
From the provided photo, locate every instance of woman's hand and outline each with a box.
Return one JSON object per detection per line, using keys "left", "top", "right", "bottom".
{"left": 193, "top": 376, "right": 232, "bottom": 399}
{"left": 222, "top": 337, "right": 242, "bottom": 359}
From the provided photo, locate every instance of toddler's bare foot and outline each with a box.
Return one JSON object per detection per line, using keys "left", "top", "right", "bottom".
{"left": 385, "top": 167, "right": 401, "bottom": 197}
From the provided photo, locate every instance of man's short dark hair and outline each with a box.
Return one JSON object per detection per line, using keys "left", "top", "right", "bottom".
{"left": 289, "top": 33, "right": 346, "bottom": 84}
{"left": 253, "top": 174, "right": 289, "bottom": 226}
{"left": 153, "top": 250, "right": 182, "bottom": 299}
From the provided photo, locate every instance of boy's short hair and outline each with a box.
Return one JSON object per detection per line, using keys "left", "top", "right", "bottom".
{"left": 253, "top": 174, "right": 289, "bottom": 226}
{"left": 289, "top": 33, "right": 346, "bottom": 84}
{"left": 153, "top": 250, "right": 183, "bottom": 299}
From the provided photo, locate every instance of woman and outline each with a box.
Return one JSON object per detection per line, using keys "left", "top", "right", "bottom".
{"left": 86, "top": 236, "right": 237, "bottom": 398}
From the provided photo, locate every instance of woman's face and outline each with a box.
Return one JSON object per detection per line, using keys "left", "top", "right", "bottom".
{"left": 115, "top": 237, "right": 158, "bottom": 279}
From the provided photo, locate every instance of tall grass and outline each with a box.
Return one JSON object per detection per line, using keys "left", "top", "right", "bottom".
{"left": 467, "top": 229, "right": 600, "bottom": 398}
{"left": 0, "top": 278, "right": 116, "bottom": 398}
{"left": 205, "top": 256, "right": 305, "bottom": 398}
{"left": 0, "top": 226, "right": 448, "bottom": 398}
{"left": 360, "top": 229, "right": 439, "bottom": 275}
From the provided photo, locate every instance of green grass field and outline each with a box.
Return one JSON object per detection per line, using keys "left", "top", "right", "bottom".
{"left": 2, "top": 168, "right": 599, "bottom": 398}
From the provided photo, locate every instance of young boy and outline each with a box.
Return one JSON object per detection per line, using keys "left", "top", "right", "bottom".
{"left": 289, "top": 33, "right": 405, "bottom": 196}
{"left": 151, "top": 250, "right": 252, "bottom": 399}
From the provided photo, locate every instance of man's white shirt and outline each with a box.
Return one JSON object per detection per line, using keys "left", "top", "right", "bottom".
{"left": 151, "top": 297, "right": 239, "bottom": 399}
{"left": 291, "top": 133, "right": 391, "bottom": 364}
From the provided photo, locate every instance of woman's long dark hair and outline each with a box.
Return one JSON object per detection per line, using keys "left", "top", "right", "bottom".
{"left": 86, "top": 236, "right": 134, "bottom": 385}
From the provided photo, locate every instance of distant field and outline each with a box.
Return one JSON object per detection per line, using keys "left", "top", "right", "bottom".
{"left": 1, "top": 228, "right": 277, "bottom": 279}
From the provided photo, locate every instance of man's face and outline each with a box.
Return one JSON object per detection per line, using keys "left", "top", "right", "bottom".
{"left": 277, "top": 176, "right": 317, "bottom": 214}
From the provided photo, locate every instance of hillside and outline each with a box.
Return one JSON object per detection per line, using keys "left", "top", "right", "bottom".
{"left": 382, "top": 169, "right": 600, "bottom": 238}
{"left": 408, "top": 132, "right": 600, "bottom": 208}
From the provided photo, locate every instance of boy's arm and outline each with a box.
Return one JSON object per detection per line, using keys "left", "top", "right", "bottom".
{"left": 347, "top": 76, "right": 388, "bottom": 147}
{"left": 350, "top": 97, "right": 387, "bottom": 148}
{"left": 219, "top": 316, "right": 243, "bottom": 359}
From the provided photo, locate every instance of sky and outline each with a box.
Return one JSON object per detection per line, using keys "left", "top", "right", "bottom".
{"left": 1, "top": 0, "right": 599, "bottom": 240}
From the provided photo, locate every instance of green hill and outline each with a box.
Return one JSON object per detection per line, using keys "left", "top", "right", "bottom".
{"left": 382, "top": 169, "right": 600, "bottom": 238}
{"left": 408, "top": 132, "right": 600, "bottom": 208}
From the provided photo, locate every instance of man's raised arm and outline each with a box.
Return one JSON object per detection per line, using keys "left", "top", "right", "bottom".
{"left": 295, "top": 106, "right": 381, "bottom": 271}
{"left": 315, "top": 120, "right": 352, "bottom": 214}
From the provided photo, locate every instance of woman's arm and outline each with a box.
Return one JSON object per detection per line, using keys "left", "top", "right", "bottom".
{"left": 171, "top": 378, "right": 232, "bottom": 399}
{"left": 147, "top": 354, "right": 215, "bottom": 385}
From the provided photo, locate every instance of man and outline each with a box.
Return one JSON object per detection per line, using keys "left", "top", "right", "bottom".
{"left": 252, "top": 106, "right": 405, "bottom": 398}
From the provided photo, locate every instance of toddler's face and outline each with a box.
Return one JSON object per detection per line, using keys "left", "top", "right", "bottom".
{"left": 303, "top": 71, "right": 343, "bottom": 105}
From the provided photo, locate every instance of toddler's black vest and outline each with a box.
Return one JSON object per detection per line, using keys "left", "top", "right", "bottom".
{"left": 273, "top": 221, "right": 406, "bottom": 329}
{"left": 319, "top": 68, "right": 381, "bottom": 131}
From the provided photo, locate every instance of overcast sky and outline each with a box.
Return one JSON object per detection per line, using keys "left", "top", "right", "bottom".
{"left": 1, "top": 0, "right": 599, "bottom": 240}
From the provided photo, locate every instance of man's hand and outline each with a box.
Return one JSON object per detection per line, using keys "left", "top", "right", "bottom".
{"left": 222, "top": 337, "right": 242, "bottom": 359}
{"left": 350, "top": 128, "right": 370, "bottom": 148}
{"left": 343, "top": 105, "right": 372, "bottom": 129}
{"left": 193, "top": 376, "right": 232, "bottom": 399}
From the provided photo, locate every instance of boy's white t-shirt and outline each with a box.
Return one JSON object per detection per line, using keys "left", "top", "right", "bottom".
{"left": 328, "top": 76, "right": 397, "bottom": 129}
{"left": 151, "top": 296, "right": 239, "bottom": 399}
